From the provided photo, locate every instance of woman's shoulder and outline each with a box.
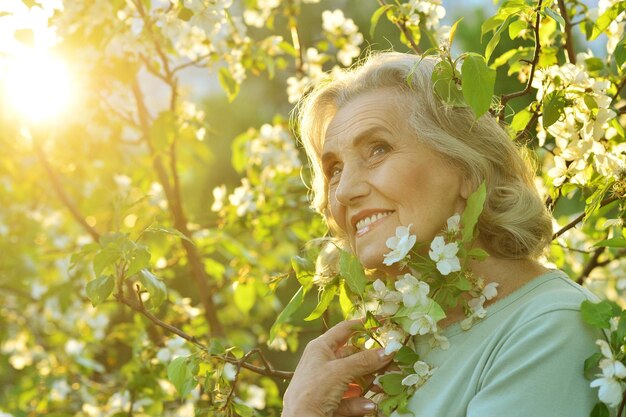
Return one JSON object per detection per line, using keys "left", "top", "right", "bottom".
{"left": 486, "top": 269, "right": 599, "bottom": 328}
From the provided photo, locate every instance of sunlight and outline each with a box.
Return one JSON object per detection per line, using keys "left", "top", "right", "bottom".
{"left": 2, "top": 48, "right": 73, "bottom": 123}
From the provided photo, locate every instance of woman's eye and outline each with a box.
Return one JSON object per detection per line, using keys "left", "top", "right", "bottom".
{"left": 330, "top": 165, "right": 342, "bottom": 178}
{"left": 371, "top": 143, "right": 390, "bottom": 156}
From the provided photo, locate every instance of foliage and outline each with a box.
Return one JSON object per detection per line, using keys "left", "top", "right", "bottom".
{"left": 0, "top": 0, "right": 624, "bottom": 416}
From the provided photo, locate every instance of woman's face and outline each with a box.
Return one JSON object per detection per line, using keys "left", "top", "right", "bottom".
{"left": 322, "top": 88, "right": 468, "bottom": 271}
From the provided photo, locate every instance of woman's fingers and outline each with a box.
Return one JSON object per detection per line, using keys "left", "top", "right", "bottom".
{"left": 333, "top": 397, "right": 377, "bottom": 416}
{"left": 317, "top": 319, "right": 365, "bottom": 350}
{"left": 335, "top": 347, "right": 394, "bottom": 377}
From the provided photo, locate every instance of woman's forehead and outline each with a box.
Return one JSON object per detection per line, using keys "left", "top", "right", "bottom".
{"left": 322, "top": 89, "right": 409, "bottom": 149}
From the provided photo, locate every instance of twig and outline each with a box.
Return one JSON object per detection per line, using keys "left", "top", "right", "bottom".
{"left": 222, "top": 348, "right": 263, "bottom": 411}
{"left": 552, "top": 196, "right": 620, "bottom": 240}
{"left": 116, "top": 293, "right": 293, "bottom": 379}
{"left": 498, "top": 0, "right": 543, "bottom": 120}
{"left": 618, "top": 390, "right": 626, "bottom": 417}
{"left": 286, "top": 0, "right": 304, "bottom": 75}
{"left": 613, "top": 77, "right": 626, "bottom": 101}
{"left": 557, "top": 0, "right": 576, "bottom": 64}
{"left": 576, "top": 246, "right": 606, "bottom": 284}
{"left": 377, "top": 0, "right": 422, "bottom": 54}
{"left": 33, "top": 141, "right": 101, "bottom": 242}
{"left": 172, "top": 53, "right": 212, "bottom": 73}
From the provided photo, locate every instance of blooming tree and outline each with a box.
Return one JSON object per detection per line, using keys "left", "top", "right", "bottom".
{"left": 0, "top": 0, "right": 624, "bottom": 416}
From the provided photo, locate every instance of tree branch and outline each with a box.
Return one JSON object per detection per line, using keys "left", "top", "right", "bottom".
{"left": 552, "top": 196, "right": 619, "bottom": 240}
{"left": 130, "top": 79, "right": 224, "bottom": 336}
{"left": 498, "top": 0, "right": 543, "bottom": 120}
{"left": 576, "top": 246, "right": 605, "bottom": 284}
{"left": 34, "top": 141, "right": 101, "bottom": 242}
{"left": 557, "top": 0, "right": 576, "bottom": 64}
{"left": 116, "top": 293, "right": 293, "bottom": 380}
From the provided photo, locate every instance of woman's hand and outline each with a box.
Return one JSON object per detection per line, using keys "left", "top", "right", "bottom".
{"left": 282, "top": 319, "right": 394, "bottom": 417}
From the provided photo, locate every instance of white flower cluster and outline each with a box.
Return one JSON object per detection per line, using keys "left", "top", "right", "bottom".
{"left": 591, "top": 337, "right": 626, "bottom": 407}
{"left": 322, "top": 9, "right": 364, "bottom": 67}
{"left": 160, "top": 0, "right": 249, "bottom": 81}
{"left": 211, "top": 123, "right": 301, "bottom": 217}
{"left": 460, "top": 282, "right": 498, "bottom": 330}
{"left": 285, "top": 7, "right": 363, "bottom": 104}
{"left": 533, "top": 53, "right": 621, "bottom": 187}
{"left": 243, "top": 0, "right": 280, "bottom": 28}
{"left": 401, "top": 0, "right": 446, "bottom": 30}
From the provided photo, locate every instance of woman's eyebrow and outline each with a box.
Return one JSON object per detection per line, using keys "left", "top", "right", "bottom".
{"left": 321, "top": 126, "right": 389, "bottom": 165}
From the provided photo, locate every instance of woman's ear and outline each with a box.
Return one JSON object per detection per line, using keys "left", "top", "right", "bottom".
{"left": 460, "top": 176, "right": 472, "bottom": 200}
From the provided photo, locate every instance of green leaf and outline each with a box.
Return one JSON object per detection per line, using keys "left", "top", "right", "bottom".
{"left": 590, "top": 402, "right": 610, "bottom": 417}
{"left": 585, "top": 179, "right": 615, "bottom": 220}
{"left": 584, "top": 352, "right": 602, "bottom": 380}
{"left": 461, "top": 53, "right": 496, "bottom": 118}
{"left": 585, "top": 57, "right": 605, "bottom": 72}
{"left": 461, "top": 181, "right": 487, "bottom": 243}
{"left": 544, "top": 7, "right": 565, "bottom": 31}
{"left": 432, "top": 60, "right": 464, "bottom": 106}
{"left": 232, "top": 402, "right": 255, "bottom": 417}
{"left": 615, "top": 39, "right": 626, "bottom": 68}
{"left": 126, "top": 247, "right": 150, "bottom": 277}
{"left": 467, "top": 247, "right": 489, "bottom": 261}
{"left": 291, "top": 256, "right": 314, "bottom": 289}
{"left": 86, "top": 276, "right": 115, "bottom": 307}
{"left": 339, "top": 281, "right": 354, "bottom": 318}
{"left": 542, "top": 90, "right": 567, "bottom": 128}
{"left": 394, "top": 346, "right": 420, "bottom": 366}
{"left": 583, "top": 94, "right": 598, "bottom": 111}
{"left": 580, "top": 300, "right": 614, "bottom": 329}
{"left": 234, "top": 282, "right": 256, "bottom": 315}
{"left": 370, "top": 4, "right": 393, "bottom": 38}
{"left": 146, "top": 226, "right": 195, "bottom": 244}
{"left": 218, "top": 67, "right": 240, "bottom": 102}
{"left": 167, "top": 357, "right": 196, "bottom": 398}
{"left": 304, "top": 284, "right": 338, "bottom": 321}
{"left": 485, "top": 15, "right": 513, "bottom": 63}
{"left": 510, "top": 108, "right": 533, "bottom": 133}
{"left": 449, "top": 17, "right": 463, "bottom": 47}
{"left": 594, "top": 237, "right": 626, "bottom": 248}
{"left": 379, "top": 392, "right": 409, "bottom": 417}
{"left": 379, "top": 373, "right": 405, "bottom": 396}
{"left": 508, "top": 18, "right": 527, "bottom": 39}
{"left": 93, "top": 247, "right": 121, "bottom": 277}
{"left": 270, "top": 286, "right": 305, "bottom": 341}
{"left": 138, "top": 269, "right": 167, "bottom": 309}
{"left": 590, "top": 2, "right": 626, "bottom": 40}
{"left": 178, "top": 7, "right": 193, "bottom": 21}
{"left": 339, "top": 251, "right": 366, "bottom": 296}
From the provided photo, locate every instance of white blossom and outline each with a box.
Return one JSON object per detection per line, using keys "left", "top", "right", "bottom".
{"left": 370, "top": 279, "right": 402, "bottom": 315}
{"left": 446, "top": 213, "right": 461, "bottom": 233}
{"left": 407, "top": 311, "right": 437, "bottom": 336}
{"left": 394, "top": 273, "right": 429, "bottom": 308}
{"left": 211, "top": 185, "right": 227, "bottom": 212}
{"left": 156, "top": 338, "right": 191, "bottom": 364}
{"left": 428, "top": 236, "right": 461, "bottom": 275}
{"left": 229, "top": 178, "right": 257, "bottom": 217}
{"left": 383, "top": 224, "right": 417, "bottom": 266}
{"left": 376, "top": 324, "right": 406, "bottom": 355}
{"left": 401, "top": 361, "right": 434, "bottom": 387}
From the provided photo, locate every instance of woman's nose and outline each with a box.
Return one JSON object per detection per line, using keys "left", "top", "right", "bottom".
{"left": 334, "top": 164, "right": 370, "bottom": 206}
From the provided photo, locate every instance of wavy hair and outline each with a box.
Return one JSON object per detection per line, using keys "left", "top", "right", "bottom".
{"left": 296, "top": 52, "right": 553, "bottom": 259}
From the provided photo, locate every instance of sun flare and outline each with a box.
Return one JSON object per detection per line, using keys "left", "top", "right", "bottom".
{"left": 2, "top": 48, "right": 73, "bottom": 123}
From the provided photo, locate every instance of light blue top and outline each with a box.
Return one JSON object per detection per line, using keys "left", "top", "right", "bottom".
{"left": 395, "top": 270, "right": 604, "bottom": 417}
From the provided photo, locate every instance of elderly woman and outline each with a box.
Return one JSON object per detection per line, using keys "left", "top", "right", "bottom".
{"left": 282, "top": 52, "right": 602, "bottom": 417}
